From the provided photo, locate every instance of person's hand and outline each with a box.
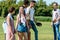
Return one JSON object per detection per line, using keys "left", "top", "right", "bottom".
{"left": 9, "top": 29, "right": 14, "bottom": 36}
{"left": 10, "top": 31, "right": 14, "bottom": 40}
{"left": 57, "top": 17, "right": 60, "bottom": 21}
{"left": 10, "top": 30, "right": 13, "bottom": 35}
{"left": 14, "top": 29, "right": 16, "bottom": 34}
{"left": 54, "top": 19, "right": 57, "bottom": 23}
{"left": 8, "top": 28, "right": 14, "bottom": 40}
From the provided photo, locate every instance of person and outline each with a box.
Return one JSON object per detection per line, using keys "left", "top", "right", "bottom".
{"left": 23, "top": 1, "right": 31, "bottom": 40}
{"left": 6, "top": 7, "right": 15, "bottom": 40}
{"left": 23, "top": 1, "right": 29, "bottom": 13}
{"left": 26, "top": 1, "right": 38, "bottom": 40}
{"left": 51, "top": 2, "right": 60, "bottom": 40}
{"left": 16, "top": 6, "right": 28, "bottom": 40}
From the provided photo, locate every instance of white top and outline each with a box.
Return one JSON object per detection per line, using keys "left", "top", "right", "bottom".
{"left": 18, "top": 14, "right": 26, "bottom": 26}
{"left": 26, "top": 6, "right": 35, "bottom": 21}
{"left": 52, "top": 9, "right": 60, "bottom": 24}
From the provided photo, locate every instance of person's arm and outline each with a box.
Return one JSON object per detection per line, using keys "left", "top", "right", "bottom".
{"left": 26, "top": 7, "right": 30, "bottom": 30}
{"left": 16, "top": 15, "right": 20, "bottom": 28}
{"left": 57, "top": 10, "right": 60, "bottom": 21}
{"left": 51, "top": 11, "right": 56, "bottom": 26}
{"left": 26, "top": 14, "right": 30, "bottom": 30}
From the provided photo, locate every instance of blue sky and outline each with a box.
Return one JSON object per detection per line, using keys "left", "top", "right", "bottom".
{"left": 17, "top": 0, "right": 60, "bottom": 5}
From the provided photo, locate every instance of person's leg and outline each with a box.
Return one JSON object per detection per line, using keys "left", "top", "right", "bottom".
{"left": 27, "top": 31, "right": 31, "bottom": 40}
{"left": 55, "top": 24, "right": 59, "bottom": 40}
{"left": 26, "top": 20, "right": 31, "bottom": 40}
{"left": 23, "top": 32, "right": 28, "bottom": 40}
{"left": 30, "top": 20, "right": 38, "bottom": 40}
{"left": 12, "top": 34, "right": 15, "bottom": 40}
{"left": 18, "top": 32, "right": 23, "bottom": 40}
{"left": 53, "top": 24, "right": 56, "bottom": 40}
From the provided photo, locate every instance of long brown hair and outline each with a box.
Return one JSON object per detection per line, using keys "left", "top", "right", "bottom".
{"left": 19, "top": 6, "right": 25, "bottom": 16}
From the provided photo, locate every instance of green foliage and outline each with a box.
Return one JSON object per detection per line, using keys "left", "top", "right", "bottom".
{"left": 0, "top": 0, "right": 23, "bottom": 17}
{"left": 35, "top": 16, "right": 52, "bottom": 22}
{"left": 35, "top": 0, "right": 53, "bottom": 16}
{"left": 0, "top": 7, "right": 2, "bottom": 16}
{"left": 0, "top": 0, "right": 60, "bottom": 17}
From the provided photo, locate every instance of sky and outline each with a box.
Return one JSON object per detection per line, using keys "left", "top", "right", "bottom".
{"left": 0, "top": 0, "right": 60, "bottom": 5}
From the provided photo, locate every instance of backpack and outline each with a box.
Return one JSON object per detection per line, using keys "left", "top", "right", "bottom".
{"left": 2, "top": 20, "right": 7, "bottom": 33}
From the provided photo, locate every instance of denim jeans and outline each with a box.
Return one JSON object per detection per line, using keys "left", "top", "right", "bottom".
{"left": 30, "top": 20, "right": 38, "bottom": 40}
{"left": 53, "top": 23, "right": 59, "bottom": 40}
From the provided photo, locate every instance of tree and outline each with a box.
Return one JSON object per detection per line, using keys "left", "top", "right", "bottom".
{"left": 1, "top": 0, "right": 17, "bottom": 17}
{"left": 35, "top": 0, "right": 47, "bottom": 16}
{"left": 0, "top": 0, "right": 55, "bottom": 17}
{"left": 35, "top": 0, "right": 52, "bottom": 16}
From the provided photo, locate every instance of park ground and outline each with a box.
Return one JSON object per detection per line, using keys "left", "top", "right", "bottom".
{"left": 0, "top": 17, "right": 54, "bottom": 40}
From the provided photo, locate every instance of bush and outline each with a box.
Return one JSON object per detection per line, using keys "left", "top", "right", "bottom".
{"left": 35, "top": 16, "right": 52, "bottom": 22}
{"left": 14, "top": 16, "right": 52, "bottom": 22}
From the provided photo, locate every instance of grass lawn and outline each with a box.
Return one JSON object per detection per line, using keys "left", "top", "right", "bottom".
{"left": 0, "top": 17, "right": 54, "bottom": 40}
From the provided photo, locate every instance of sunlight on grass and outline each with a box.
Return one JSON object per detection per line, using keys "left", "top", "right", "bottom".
{"left": 0, "top": 17, "right": 54, "bottom": 40}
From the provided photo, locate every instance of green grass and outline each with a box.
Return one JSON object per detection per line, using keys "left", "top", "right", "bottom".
{"left": 0, "top": 17, "right": 54, "bottom": 40}
{"left": 35, "top": 16, "right": 52, "bottom": 22}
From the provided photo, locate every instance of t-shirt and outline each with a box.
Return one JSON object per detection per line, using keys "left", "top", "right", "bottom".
{"left": 52, "top": 9, "right": 60, "bottom": 24}
{"left": 26, "top": 6, "right": 35, "bottom": 21}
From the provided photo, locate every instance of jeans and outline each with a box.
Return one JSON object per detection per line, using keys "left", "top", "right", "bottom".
{"left": 30, "top": 20, "right": 38, "bottom": 40}
{"left": 53, "top": 23, "right": 59, "bottom": 40}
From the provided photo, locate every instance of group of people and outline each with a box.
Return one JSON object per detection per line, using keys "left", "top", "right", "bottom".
{"left": 2, "top": 0, "right": 60, "bottom": 40}
{"left": 2, "top": 1, "right": 38, "bottom": 40}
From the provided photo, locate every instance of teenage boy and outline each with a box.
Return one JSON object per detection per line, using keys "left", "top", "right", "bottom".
{"left": 26, "top": 1, "right": 38, "bottom": 40}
